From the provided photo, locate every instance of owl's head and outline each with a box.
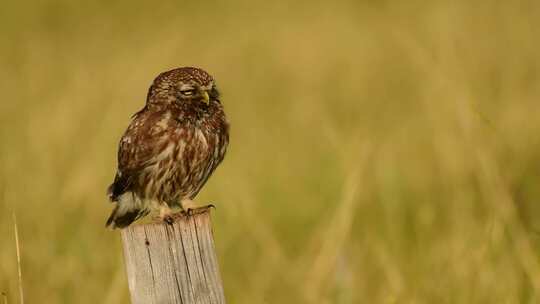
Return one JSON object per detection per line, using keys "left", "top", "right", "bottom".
{"left": 146, "top": 67, "right": 219, "bottom": 108}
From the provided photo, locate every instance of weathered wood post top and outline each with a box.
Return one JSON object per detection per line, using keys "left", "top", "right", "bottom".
{"left": 120, "top": 207, "right": 226, "bottom": 304}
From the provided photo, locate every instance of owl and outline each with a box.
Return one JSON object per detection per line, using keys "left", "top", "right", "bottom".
{"left": 106, "top": 67, "right": 229, "bottom": 229}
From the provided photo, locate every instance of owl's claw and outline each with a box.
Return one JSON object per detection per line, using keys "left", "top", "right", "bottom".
{"left": 163, "top": 214, "right": 174, "bottom": 225}
{"left": 158, "top": 204, "right": 175, "bottom": 224}
{"left": 182, "top": 204, "right": 216, "bottom": 216}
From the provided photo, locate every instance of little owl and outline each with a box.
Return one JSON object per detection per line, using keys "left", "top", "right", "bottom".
{"left": 106, "top": 67, "right": 229, "bottom": 228}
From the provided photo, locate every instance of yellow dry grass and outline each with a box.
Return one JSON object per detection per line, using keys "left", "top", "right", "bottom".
{"left": 1, "top": 0, "right": 540, "bottom": 303}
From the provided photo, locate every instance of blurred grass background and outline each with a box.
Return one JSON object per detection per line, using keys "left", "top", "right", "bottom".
{"left": 1, "top": 0, "right": 540, "bottom": 303}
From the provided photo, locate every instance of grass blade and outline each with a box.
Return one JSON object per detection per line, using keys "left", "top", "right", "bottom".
{"left": 12, "top": 213, "right": 24, "bottom": 304}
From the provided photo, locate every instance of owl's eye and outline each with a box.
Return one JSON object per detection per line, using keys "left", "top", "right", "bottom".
{"left": 180, "top": 89, "right": 196, "bottom": 96}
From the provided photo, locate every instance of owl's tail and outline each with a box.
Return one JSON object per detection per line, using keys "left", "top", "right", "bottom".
{"left": 105, "top": 193, "right": 148, "bottom": 229}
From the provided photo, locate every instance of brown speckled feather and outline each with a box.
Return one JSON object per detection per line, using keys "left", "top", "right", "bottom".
{"left": 106, "top": 67, "right": 229, "bottom": 228}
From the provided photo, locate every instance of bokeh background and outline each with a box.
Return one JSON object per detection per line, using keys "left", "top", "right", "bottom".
{"left": 1, "top": 0, "right": 540, "bottom": 303}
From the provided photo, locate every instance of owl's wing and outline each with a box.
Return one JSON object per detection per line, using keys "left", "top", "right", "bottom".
{"left": 107, "top": 110, "right": 163, "bottom": 201}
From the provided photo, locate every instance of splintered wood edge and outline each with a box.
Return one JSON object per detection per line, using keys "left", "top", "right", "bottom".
{"left": 121, "top": 205, "right": 215, "bottom": 229}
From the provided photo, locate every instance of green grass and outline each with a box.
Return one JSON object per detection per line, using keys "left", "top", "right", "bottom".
{"left": 1, "top": 0, "right": 540, "bottom": 303}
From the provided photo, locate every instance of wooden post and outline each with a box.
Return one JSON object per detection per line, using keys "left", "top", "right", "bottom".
{"left": 120, "top": 208, "right": 226, "bottom": 304}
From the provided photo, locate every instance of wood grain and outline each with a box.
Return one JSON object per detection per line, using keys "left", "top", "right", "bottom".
{"left": 120, "top": 208, "right": 226, "bottom": 304}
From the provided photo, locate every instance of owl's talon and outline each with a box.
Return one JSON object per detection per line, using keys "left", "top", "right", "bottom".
{"left": 182, "top": 205, "right": 215, "bottom": 217}
{"left": 163, "top": 215, "right": 174, "bottom": 225}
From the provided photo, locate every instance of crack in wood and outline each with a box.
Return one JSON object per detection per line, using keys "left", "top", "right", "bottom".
{"left": 121, "top": 208, "right": 225, "bottom": 304}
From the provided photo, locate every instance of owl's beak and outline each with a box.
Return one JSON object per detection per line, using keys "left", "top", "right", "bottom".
{"left": 200, "top": 90, "right": 210, "bottom": 105}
